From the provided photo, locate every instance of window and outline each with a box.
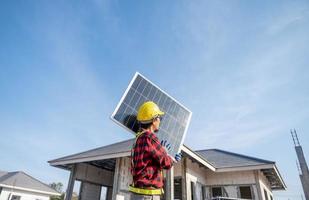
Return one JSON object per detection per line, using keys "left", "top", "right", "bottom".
{"left": 212, "top": 187, "right": 222, "bottom": 197}
{"left": 100, "top": 186, "right": 107, "bottom": 200}
{"left": 239, "top": 186, "right": 252, "bottom": 199}
{"left": 174, "top": 178, "right": 182, "bottom": 200}
{"left": 202, "top": 186, "right": 206, "bottom": 200}
{"left": 11, "top": 195, "right": 21, "bottom": 200}
{"left": 190, "top": 181, "right": 196, "bottom": 200}
{"left": 264, "top": 189, "right": 269, "bottom": 200}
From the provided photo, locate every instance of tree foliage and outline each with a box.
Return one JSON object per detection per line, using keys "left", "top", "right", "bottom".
{"left": 49, "top": 182, "right": 63, "bottom": 193}
{"left": 49, "top": 182, "right": 64, "bottom": 200}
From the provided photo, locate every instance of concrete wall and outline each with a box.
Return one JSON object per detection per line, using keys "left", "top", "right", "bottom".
{"left": 205, "top": 170, "right": 256, "bottom": 186}
{"left": 74, "top": 163, "right": 115, "bottom": 200}
{"left": 80, "top": 182, "right": 101, "bottom": 200}
{"left": 75, "top": 163, "right": 114, "bottom": 187}
{"left": 0, "top": 187, "right": 50, "bottom": 200}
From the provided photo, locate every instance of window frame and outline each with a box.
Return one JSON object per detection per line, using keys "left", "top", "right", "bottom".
{"left": 211, "top": 186, "right": 223, "bottom": 198}
{"left": 239, "top": 185, "right": 253, "bottom": 199}
{"left": 174, "top": 177, "right": 182, "bottom": 200}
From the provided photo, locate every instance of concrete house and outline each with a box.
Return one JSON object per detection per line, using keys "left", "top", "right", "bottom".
{"left": 49, "top": 139, "right": 286, "bottom": 200}
{"left": 0, "top": 171, "right": 60, "bottom": 200}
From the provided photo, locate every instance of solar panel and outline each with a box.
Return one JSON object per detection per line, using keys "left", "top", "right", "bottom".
{"left": 111, "top": 72, "right": 192, "bottom": 157}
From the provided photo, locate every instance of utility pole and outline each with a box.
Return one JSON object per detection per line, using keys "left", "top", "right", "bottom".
{"left": 291, "top": 129, "right": 309, "bottom": 200}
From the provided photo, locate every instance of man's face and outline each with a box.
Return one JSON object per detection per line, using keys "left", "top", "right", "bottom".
{"left": 152, "top": 116, "right": 161, "bottom": 133}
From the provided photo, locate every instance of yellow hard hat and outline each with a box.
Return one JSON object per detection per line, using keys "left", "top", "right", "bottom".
{"left": 137, "top": 101, "right": 165, "bottom": 124}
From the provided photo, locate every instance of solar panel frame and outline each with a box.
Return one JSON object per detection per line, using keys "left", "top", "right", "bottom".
{"left": 111, "top": 72, "right": 192, "bottom": 156}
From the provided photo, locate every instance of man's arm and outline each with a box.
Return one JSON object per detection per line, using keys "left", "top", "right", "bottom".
{"left": 146, "top": 136, "right": 173, "bottom": 169}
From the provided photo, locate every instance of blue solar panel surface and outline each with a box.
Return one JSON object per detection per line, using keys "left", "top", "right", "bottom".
{"left": 111, "top": 72, "right": 192, "bottom": 157}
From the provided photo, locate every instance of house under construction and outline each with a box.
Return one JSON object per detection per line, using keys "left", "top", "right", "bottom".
{"left": 49, "top": 139, "right": 286, "bottom": 200}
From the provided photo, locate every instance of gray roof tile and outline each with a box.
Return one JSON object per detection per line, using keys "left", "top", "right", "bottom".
{"left": 0, "top": 171, "right": 60, "bottom": 194}
{"left": 196, "top": 149, "right": 274, "bottom": 168}
{"left": 0, "top": 170, "right": 8, "bottom": 178}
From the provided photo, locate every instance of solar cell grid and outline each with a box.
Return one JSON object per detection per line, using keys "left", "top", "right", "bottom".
{"left": 111, "top": 72, "right": 192, "bottom": 156}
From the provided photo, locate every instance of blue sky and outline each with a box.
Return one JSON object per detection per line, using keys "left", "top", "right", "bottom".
{"left": 0, "top": 0, "right": 308, "bottom": 199}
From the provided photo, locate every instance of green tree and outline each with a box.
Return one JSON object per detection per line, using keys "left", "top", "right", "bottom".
{"left": 49, "top": 182, "right": 64, "bottom": 200}
{"left": 49, "top": 182, "right": 63, "bottom": 193}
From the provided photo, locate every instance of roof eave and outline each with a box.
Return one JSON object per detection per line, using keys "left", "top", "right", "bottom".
{"left": 272, "top": 164, "right": 287, "bottom": 190}
{"left": 215, "top": 164, "right": 275, "bottom": 172}
{"left": 48, "top": 151, "right": 131, "bottom": 166}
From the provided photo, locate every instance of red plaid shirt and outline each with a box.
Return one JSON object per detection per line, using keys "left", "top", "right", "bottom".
{"left": 131, "top": 130, "right": 173, "bottom": 189}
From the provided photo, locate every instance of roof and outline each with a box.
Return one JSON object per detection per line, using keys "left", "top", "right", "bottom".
{"left": 0, "top": 171, "right": 60, "bottom": 196}
{"left": 196, "top": 149, "right": 274, "bottom": 169}
{"left": 195, "top": 149, "right": 286, "bottom": 190}
{"left": 48, "top": 139, "right": 286, "bottom": 190}
{"left": 49, "top": 139, "right": 134, "bottom": 167}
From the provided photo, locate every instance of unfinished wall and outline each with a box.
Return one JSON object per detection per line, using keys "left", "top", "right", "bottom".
{"left": 205, "top": 170, "right": 255, "bottom": 185}
{"left": 73, "top": 163, "right": 114, "bottom": 200}
{"left": 75, "top": 163, "right": 114, "bottom": 187}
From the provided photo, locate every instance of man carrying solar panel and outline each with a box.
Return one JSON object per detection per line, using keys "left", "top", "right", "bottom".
{"left": 129, "top": 101, "right": 182, "bottom": 200}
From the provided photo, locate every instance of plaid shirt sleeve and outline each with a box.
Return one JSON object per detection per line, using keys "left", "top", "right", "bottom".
{"left": 146, "top": 132, "right": 173, "bottom": 170}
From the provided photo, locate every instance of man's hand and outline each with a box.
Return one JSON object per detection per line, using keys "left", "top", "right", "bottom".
{"left": 169, "top": 153, "right": 182, "bottom": 163}
{"left": 160, "top": 140, "right": 171, "bottom": 152}
{"left": 175, "top": 153, "right": 182, "bottom": 162}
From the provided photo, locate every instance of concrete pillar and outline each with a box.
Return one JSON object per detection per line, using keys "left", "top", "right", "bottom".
{"left": 112, "top": 158, "right": 121, "bottom": 200}
{"left": 254, "top": 170, "right": 262, "bottom": 200}
{"left": 65, "top": 164, "right": 76, "bottom": 200}
{"left": 181, "top": 158, "right": 187, "bottom": 200}
{"left": 165, "top": 166, "right": 174, "bottom": 200}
